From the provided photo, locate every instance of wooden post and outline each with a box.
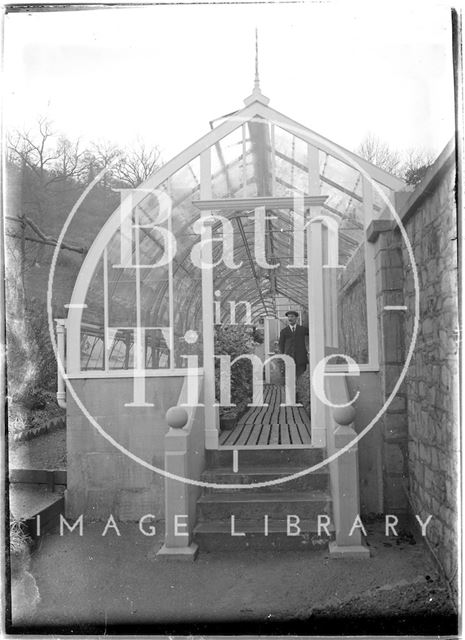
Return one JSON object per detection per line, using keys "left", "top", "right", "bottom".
{"left": 199, "top": 148, "right": 218, "bottom": 449}
{"left": 307, "top": 220, "right": 326, "bottom": 447}
{"left": 306, "top": 144, "right": 326, "bottom": 447}
{"left": 363, "top": 177, "right": 380, "bottom": 369}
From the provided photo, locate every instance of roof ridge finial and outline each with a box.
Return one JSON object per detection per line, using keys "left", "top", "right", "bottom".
{"left": 254, "top": 27, "right": 260, "bottom": 92}
{"left": 243, "top": 28, "right": 269, "bottom": 106}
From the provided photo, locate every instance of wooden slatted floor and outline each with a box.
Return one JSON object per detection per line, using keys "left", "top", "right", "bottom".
{"left": 219, "top": 384, "right": 312, "bottom": 448}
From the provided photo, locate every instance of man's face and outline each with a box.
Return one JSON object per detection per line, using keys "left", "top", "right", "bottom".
{"left": 287, "top": 314, "right": 298, "bottom": 326}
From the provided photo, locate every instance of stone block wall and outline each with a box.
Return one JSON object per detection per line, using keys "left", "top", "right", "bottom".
{"left": 399, "top": 148, "right": 458, "bottom": 592}
{"left": 66, "top": 376, "right": 184, "bottom": 521}
{"left": 373, "top": 228, "right": 409, "bottom": 514}
{"left": 353, "top": 142, "right": 457, "bottom": 597}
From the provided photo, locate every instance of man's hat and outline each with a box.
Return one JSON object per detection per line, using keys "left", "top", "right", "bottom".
{"left": 285, "top": 310, "right": 299, "bottom": 317}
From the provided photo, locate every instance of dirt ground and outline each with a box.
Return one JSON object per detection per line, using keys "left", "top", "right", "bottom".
{"left": 8, "top": 520, "right": 457, "bottom": 636}
{"left": 6, "top": 431, "right": 457, "bottom": 634}
{"left": 8, "top": 428, "right": 66, "bottom": 470}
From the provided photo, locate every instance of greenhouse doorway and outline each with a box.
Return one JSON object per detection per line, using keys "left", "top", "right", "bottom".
{"left": 217, "top": 310, "right": 312, "bottom": 449}
{"left": 196, "top": 195, "right": 331, "bottom": 451}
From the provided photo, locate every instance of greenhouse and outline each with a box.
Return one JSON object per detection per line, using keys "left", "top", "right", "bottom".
{"left": 62, "top": 74, "right": 414, "bottom": 558}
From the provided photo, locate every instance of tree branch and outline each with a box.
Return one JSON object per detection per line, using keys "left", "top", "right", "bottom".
{"left": 22, "top": 216, "right": 86, "bottom": 253}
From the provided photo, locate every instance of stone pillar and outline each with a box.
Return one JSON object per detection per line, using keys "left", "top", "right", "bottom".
{"left": 157, "top": 406, "right": 199, "bottom": 560}
{"left": 328, "top": 404, "right": 369, "bottom": 558}
{"left": 372, "top": 226, "right": 409, "bottom": 514}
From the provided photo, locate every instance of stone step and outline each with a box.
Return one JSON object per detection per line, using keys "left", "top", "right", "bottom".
{"left": 197, "top": 490, "right": 331, "bottom": 521}
{"left": 206, "top": 447, "right": 325, "bottom": 468}
{"left": 9, "top": 468, "right": 67, "bottom": 489}
{"left": 194, "top": 518, "right": 334, "bottom": 551}
{"left": 9, "top": 483, "right": 65, "bottom": 540}
{"left": 201, "top": 466, "right": 329, "bottom": 493}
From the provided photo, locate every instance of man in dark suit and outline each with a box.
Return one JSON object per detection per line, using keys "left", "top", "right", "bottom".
{"left": 278, "top": 310, "right": 309, "bottom": 378}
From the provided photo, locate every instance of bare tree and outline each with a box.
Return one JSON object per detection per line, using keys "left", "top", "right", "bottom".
{"left": 6, "top": 117, "right": 162, "bottom": 398}
{"left": 357, "top": 133, "right": 435, "bottom": 185}
{"left": 7, "top": 118, "right": 87, "bottom": 264}
{"left": 87, "top": 138, "right": 161, "bottom": 188}
{"left": 87, "top": 140, "right": 122, "bottom": 187}
{"left": 357, "top": 133, "right": 402, "bottom": 175}
{"left": 6, "top": 119, "right": 89, "bottom": 396}
{"left": 115, "top": 140, "right": 161, "bottom": 188}
{"left": 52, "top": 135, "right": 87, "bottom": 184}
{"left": 8, "top": 116, "right": 86, "bottom": 187}
{"left": 7, "top": 121, "right": 162, "bottom": 269}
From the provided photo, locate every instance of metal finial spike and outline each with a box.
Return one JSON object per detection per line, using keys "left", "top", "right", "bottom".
{"left": 243, "top": 28, "right": 269, "bottom": 105}
{"left": 254, "top": 28, "right": 260, "bottom": 92}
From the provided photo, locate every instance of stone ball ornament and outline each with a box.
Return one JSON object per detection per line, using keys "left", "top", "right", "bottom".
{"left": 332, "top": 404, "right": 356, "bottom": 426}
{"left": 166, "top": 406, "right": 189, "bottom": 429}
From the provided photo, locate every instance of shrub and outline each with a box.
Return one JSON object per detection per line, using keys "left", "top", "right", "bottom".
{"left": 9, "top": 515, "right": 31, "bottom": 579}
{"left": 214, "top": 325, "right": 258, "bottom": 418}
{"left": 9, "top": 413, "right": 29, "bottom": 436}
{"left": 15, "top": 384, "right": 47, "bottom": 411}
{"left": 8, "top": 388, "right": 64, "bottom": 439}
{"left": 25, "top": 301, "right": 57, "bottom": 392}
{"left": 6, "top": 300, "right": 57, "bottom": 395}
{"left": 9, "top": 516, "right": 31, "bottom": 556}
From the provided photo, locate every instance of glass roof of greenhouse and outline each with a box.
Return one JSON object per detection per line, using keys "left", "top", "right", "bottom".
{"left": 71, "top": 78, "right": 404, "bottom": 371}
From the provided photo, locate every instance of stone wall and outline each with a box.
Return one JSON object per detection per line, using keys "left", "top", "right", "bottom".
{"left": 373, "top": 226, "right": 409, "bottom": 515}
{"left": 66, "top": 376, "right": 184, "bottom": 521}
{"left": 399, "top": 144, "right": 458, "bottom": 592}
{"left": 344, "top": 141, "right": 458, "bottom": 595}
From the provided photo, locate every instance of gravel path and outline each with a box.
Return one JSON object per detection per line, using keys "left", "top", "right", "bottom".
{"left": 9, "top": 429, "right": 66, "bottom": 470}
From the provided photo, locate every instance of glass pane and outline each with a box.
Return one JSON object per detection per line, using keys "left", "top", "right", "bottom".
{"left": 274, "top": 126, "right": 294, "bottom": 159}
{"left": 81, "top": 258, "right": 104, "bottom": 370}
{"left": 211, "top": 160, "right": 242, "bottom": 198}
{"left": 107, "top": 327, "right": 172, "bottom": 370}
{"left": 274, "top": 155, "right": 308, "bottom": 196}
{"left": 140, "top": 268, "right": 169, "bottom": 327}
{"left": 145, "top": 328, "right": 171, "bottom": 369}
{"left": 211, "top": 127, "right": 246, "bottom": 198}
{"left": 108, "top": 266, "right": 137, "bottom": 327}
{"left": 80, "top": 332, "right": 104, "bottom": 370}
{"left": 336, "top": 245, "right": 369, "bottom": 363}
{"left": 373, "top": 180, "right": 393, "bottom": 210}
{"left": 108, "top": 329, "right": 133, "bottom": 369}
{"left": 321, "top": 153, "right": 362, "bottom": 196}
{"left": 173, "top": 264, "right": 203, "bottom": 368}
{"left": 321, "top": 181, "right": 364, "bottom": 229}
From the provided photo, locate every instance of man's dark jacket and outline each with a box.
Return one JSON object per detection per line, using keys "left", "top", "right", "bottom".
{"left": 278, "top": 324, "right": 309, "bottom": 367}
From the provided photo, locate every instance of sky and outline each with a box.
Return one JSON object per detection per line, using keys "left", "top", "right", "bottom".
{"left": 3, "top": 1, "right": 456, "bottom": 162}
